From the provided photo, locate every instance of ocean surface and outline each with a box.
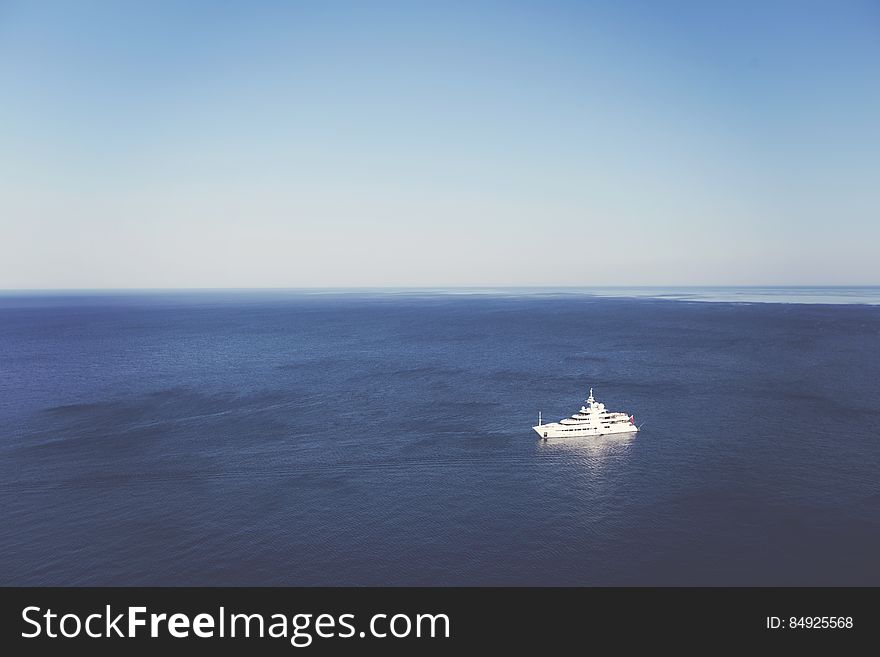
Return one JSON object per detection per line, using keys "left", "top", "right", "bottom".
{"left": 1, "top": 288, "right": 879, "bottom": 585}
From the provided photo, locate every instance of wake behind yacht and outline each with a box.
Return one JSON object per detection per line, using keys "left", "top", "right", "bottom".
{"left": 534, "top": 388, "right": 638, "bottom": 440}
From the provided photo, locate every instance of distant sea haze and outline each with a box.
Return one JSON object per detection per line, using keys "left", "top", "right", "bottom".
{"left": 3, "top": 286, "right": 880, "bottom": 304}
{"left": 0, "top": 288, "right": 878, "bottom": 584}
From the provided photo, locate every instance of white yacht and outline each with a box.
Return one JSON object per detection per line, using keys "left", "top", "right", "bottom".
{"left": 533, "top": 388, "right": 638, "bottom": 440}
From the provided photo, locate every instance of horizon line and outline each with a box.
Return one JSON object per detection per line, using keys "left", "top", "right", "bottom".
{"left": 2, "top": 285, "right": 880, "bottom": 292}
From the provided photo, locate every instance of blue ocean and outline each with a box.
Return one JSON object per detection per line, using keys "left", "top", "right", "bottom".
{"left": 1, "top": 289, "right": 878, "bottom": 585}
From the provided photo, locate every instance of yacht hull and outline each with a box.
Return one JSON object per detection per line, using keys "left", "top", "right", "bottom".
{"left": 533, "top": 423, "right": 638, "bottom": 439}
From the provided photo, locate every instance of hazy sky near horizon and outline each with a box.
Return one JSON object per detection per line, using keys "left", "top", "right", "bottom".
{"left": 1, "top": 0, "right": 878, "bottom": 288}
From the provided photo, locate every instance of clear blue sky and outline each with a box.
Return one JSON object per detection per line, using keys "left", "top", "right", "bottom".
{"left": 1, "top": 0, "right": 878, "bottom": 287}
